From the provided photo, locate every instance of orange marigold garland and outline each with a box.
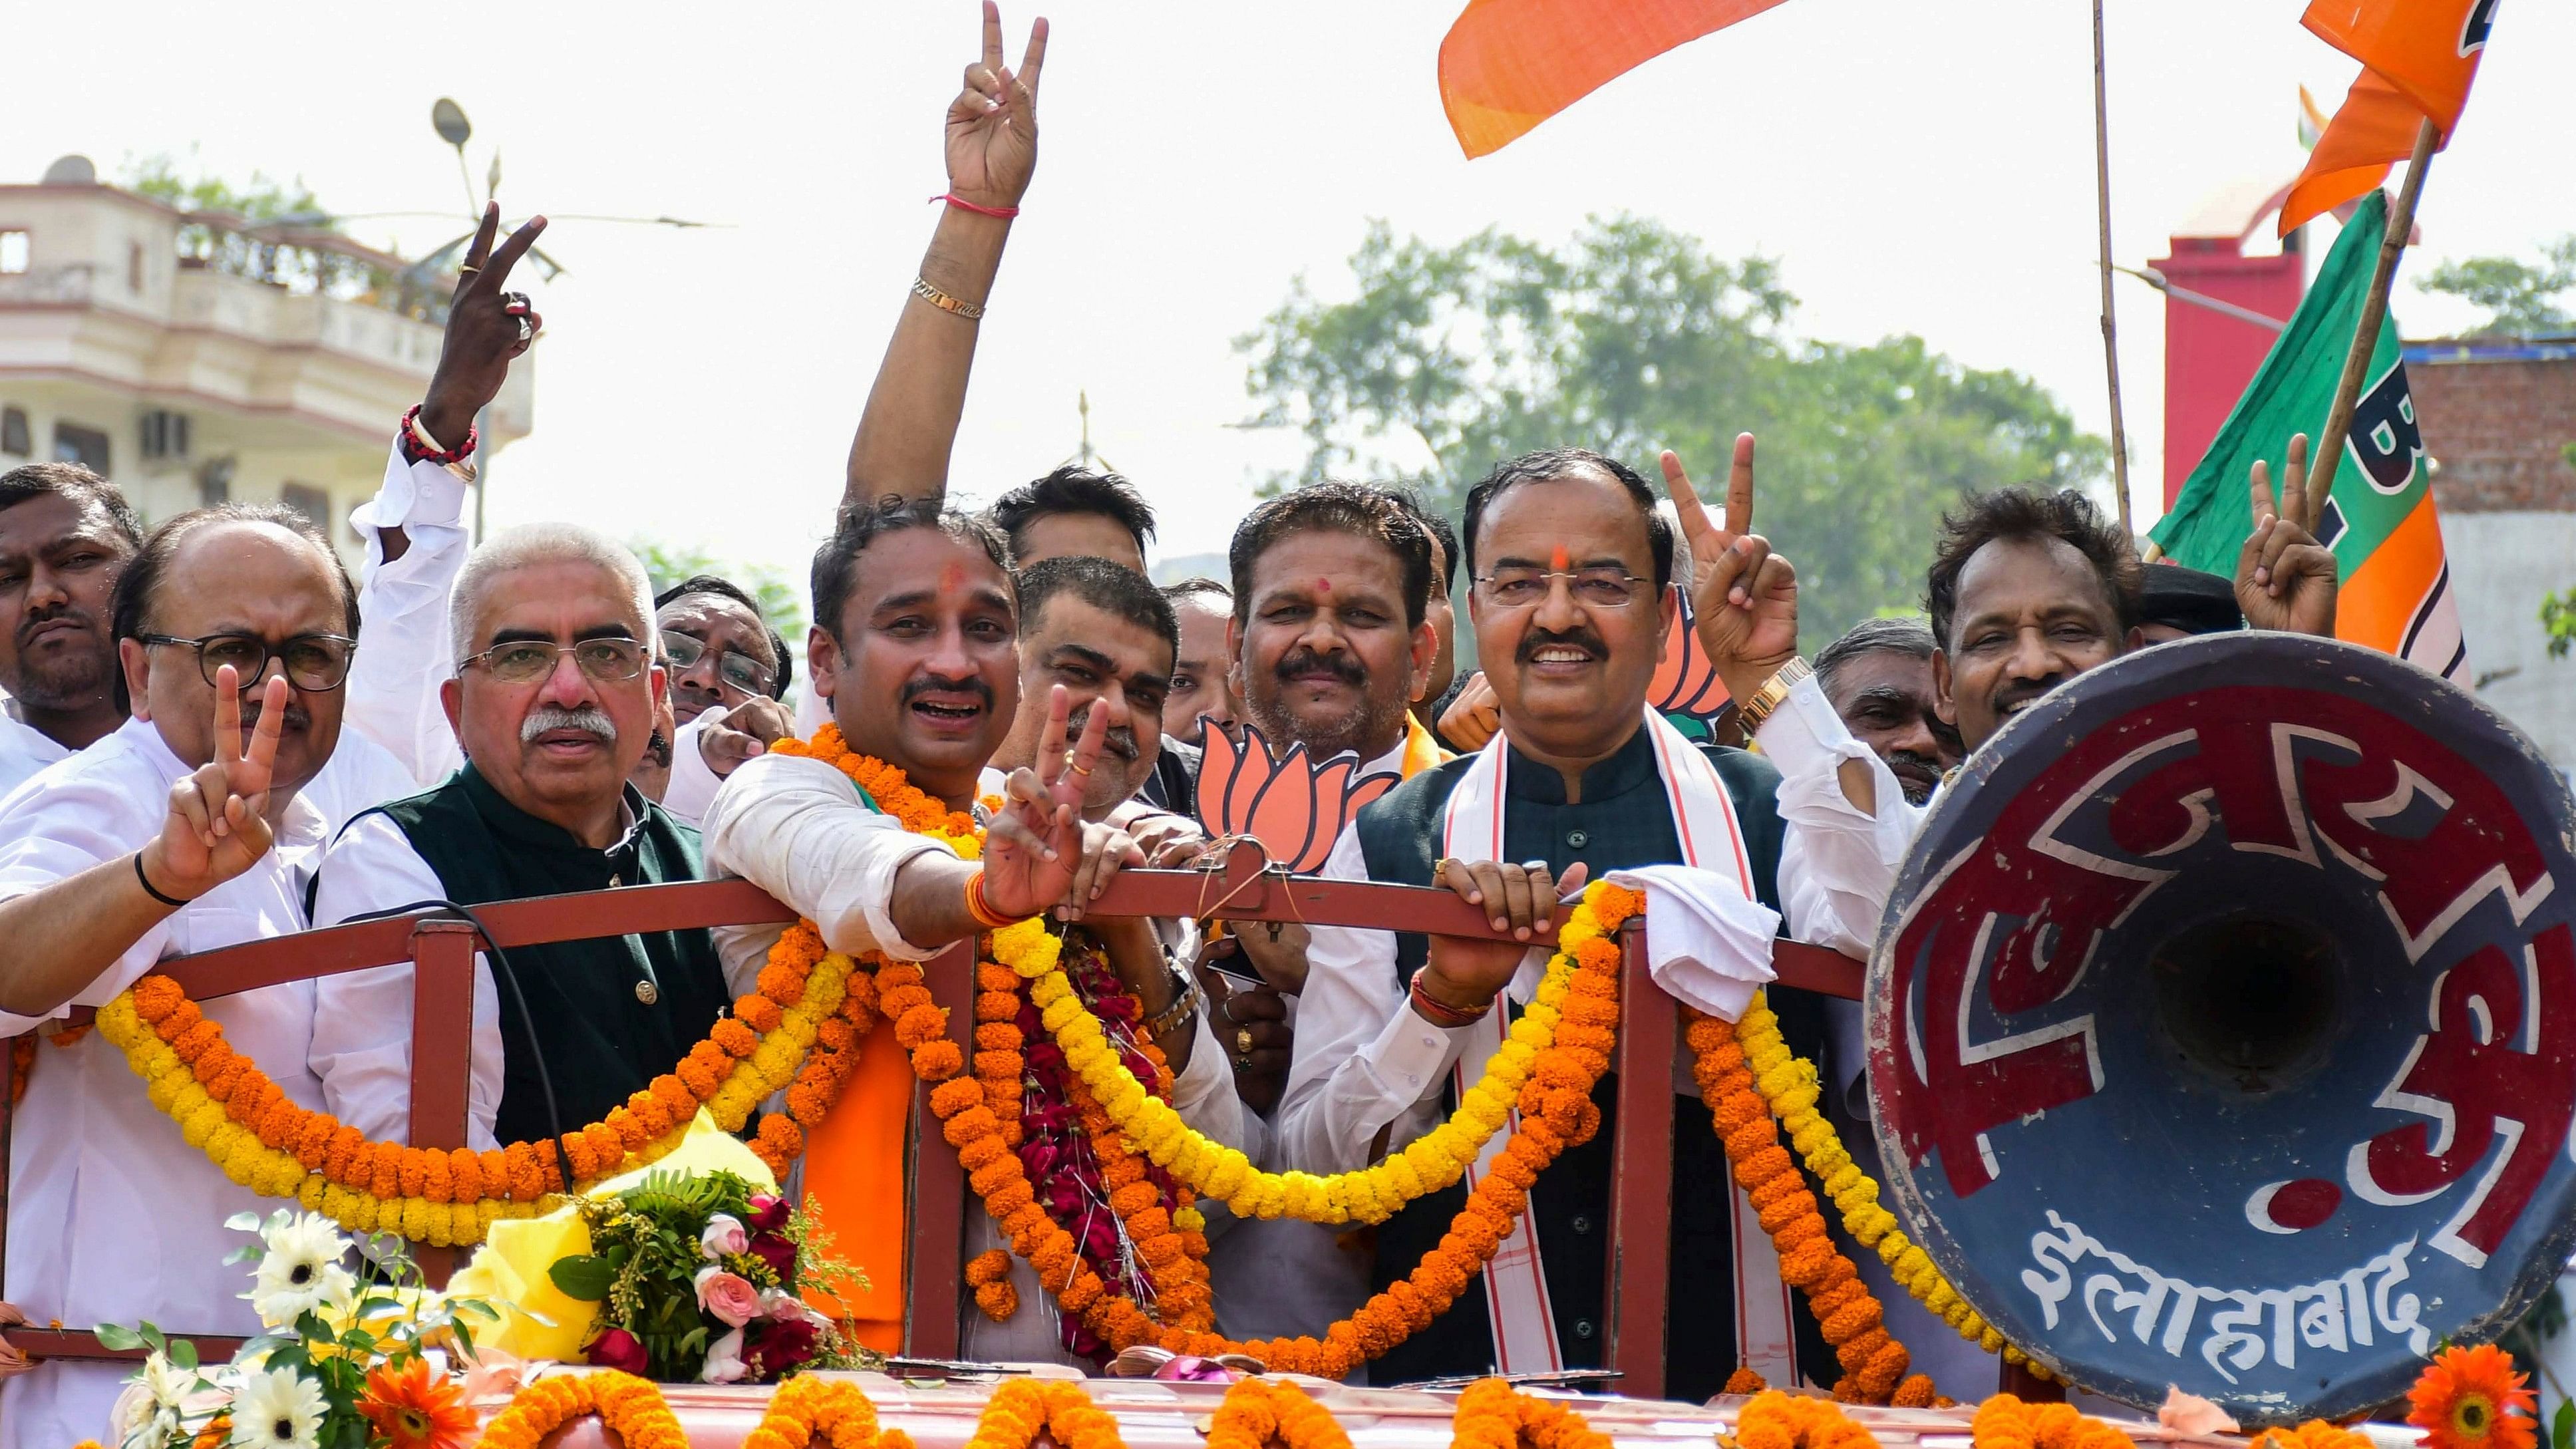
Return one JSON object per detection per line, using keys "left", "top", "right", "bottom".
{"left": 1450, "top": 1376, "right": 1612, "bottom": 1449}
{"left": 1734, "top": 1390, "right": 1879, "bottom": 1449}
{"left": 966, "top": 1248, "right": 1019, "bottom": 1323}
{"left": 959, "top": 1380, "right": 1128, "bottom": 1449}
{"left": 746, "top": 1372, "right": 918, "bottom": 1449}
{"left": 1686, "top": 1005, "right": 1928, "bottom": 1406}
{"left": 2410, "top": 1344, "right": 2540, "bottom": 1449}
{"left": 1208, "top": 1378, "right": 1354, "bottom": 1449}
{"left": 472, "top": 1372, "right": 687, "bottom": 1449}
{"left": 931, "top": 882, "right": 1641, "bottom": 1379}
{"left": 1968, "top": 1395, "right": 2137, "bottom": 1449}
{"left": 2252, "top": 1424, "right": 2377, "bottom": 1449}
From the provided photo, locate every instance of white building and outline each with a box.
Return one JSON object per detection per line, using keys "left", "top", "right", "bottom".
{"left": 0, "top": 155, "right": 532, "bottom": 564}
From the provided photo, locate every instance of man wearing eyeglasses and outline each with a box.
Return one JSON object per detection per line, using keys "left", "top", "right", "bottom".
{"left": 1275, "top": 446, "right": 1849, "bottom": 1396}
{"left": 0, "top": 502, "right": 365, "bottom": 1449}
{"left": 655, "top": 574, "right": 797, "bottom": 828}
{"left": 304, "top": 524, "right": 732, "bottom": 1158}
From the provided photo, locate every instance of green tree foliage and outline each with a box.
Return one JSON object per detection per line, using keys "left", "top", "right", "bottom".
{"left": 2418, "top": 236, "right": 2576, "bottom": 338}
{"left": 629, "top": 538, "right": 810, "bottom": 645}
{"left": 123, "top": 152, "right": 329, "bottom": 227}
{"left": 1237, "top": 216, "right": 2106, "bottom": 644}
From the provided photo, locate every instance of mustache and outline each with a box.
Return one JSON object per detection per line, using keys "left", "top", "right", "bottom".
{"left": 17, "top": 604, "right": 94, "bottom": 649}
{"left": 1274, "top": 647, "right": 1365, "bottom": 687}
{"left": 1516, "top": 625, "right": 1607, "bottom": 663}
{"left": 1884, "top": 749, "right": 1943, "bottom": 776}
{"left": 900, "top": 674, "right": 993, "bottom": 709}
{"left": 1063, "top": 702, "right": 1139, "bottom": 761}
{"left": 522, "top": 705, "right": 618, "bottom": 744}
{"left": 238, "top": 701, "right": 313, "bottom": 734}
{"left": 1992, "top": 676, "right": 2066, "bottom": 715}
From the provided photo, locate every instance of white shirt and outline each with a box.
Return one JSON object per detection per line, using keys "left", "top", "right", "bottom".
{"left": 701, "top": 750, "right": 1249, "bottom": 1367}
{"left": 1756, "top": 674, "right": 1923, "bottom": 959}
{"left": 344, "top": 443, "right": 472, "bottom": 788}
{"left": 0, "top": 707, "right": 70, "bottom": 802}
{"left": 659, "top": 712, "right": 723, "bottom": 828}
{"left": 0, "top": 719, "right": 331, "bottom": 1449}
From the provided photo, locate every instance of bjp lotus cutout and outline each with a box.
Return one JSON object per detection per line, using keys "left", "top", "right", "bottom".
{"left": 1193, "top": 722, "right": 1402, "bottom": 875}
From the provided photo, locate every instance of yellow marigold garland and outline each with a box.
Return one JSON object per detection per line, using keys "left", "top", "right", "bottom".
{"left": 1018, "top": 887, "right": 1619, "bottom": 1229}
{"left": 1207, "top": 1378, "right": 1354, "bottom": 1449}
{"left": 1687, "top": 1001, "right": 1929, "bottom": 1406}
{"left": 959, "top": 1380, "right": 1128, "bottom": 1449}
{"left": 1733, "top": 993, "right": 2040, "bottom": 1378}
{"left": 1450, "top": 1377, "right": 1612, "bottom": 1449}
{"left": 744, "top": 1374, "right": 917, "bottom": 1449}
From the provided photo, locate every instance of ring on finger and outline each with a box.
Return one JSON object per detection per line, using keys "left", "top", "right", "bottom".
{"left": 515, "top": 317, "right": 534, "bottom": 345}
{"left": 1235, "top": 1027, "right": 1254, "bottom": 1056}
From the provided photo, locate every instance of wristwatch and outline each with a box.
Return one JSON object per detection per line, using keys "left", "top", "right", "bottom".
{"left": 1140, "top": 953, "right": 1203, "bottom": 1040}
{"left": 1734, "top": 657, "right": 1814, "bottom": 737}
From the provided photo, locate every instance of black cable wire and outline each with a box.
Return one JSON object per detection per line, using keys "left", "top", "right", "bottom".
{"left": 340, "top": 897, "right": 577, "bottom": 1194}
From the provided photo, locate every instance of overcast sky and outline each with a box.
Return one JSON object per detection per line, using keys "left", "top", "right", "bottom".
{"left": 9, "top": 0, "right": 2571, "bottom": 584}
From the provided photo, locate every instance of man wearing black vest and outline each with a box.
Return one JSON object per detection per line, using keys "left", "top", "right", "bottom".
{"left": 306, "top": 523, "right": 732, "bottom": 1150}
{"left": 1274, "top": 447, "right": 1842, "bottom": 1396}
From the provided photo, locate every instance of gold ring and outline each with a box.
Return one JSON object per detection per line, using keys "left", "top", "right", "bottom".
{"left": 458, "top": 264, "right": 481, "bottom": 275}
{"left": 1069, "top": 762, "right": 1092, "bottom": 777}
{"left": 1235, "top": 1027, "right": 1255, "bottom": 1056}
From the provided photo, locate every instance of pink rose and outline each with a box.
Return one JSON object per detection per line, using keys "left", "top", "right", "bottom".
{"left": 699, "top": 1212, "right": 749, "bottom": 1259}
{"left": 746, "top": 1195, "right": 790, "bottom": 1233}
{"left": 695, "top": 1266, "right": 762, "bottom": 1327}
{"left": 585, "top": 1327, "right": 649, "bottom": 1375}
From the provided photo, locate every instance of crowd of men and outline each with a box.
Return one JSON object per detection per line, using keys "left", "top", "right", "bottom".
{"left": 0, "top": 6, "right": 2347, "bottom": 1438}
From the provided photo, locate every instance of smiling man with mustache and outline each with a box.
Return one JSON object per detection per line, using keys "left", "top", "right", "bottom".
{"left": 306, "top": 522, "right": 734, "bottom": 1156}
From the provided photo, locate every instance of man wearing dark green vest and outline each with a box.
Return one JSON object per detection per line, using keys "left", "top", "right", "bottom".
{"left": 307, "top": 523, "right": 733, "bottom": 1150}
{"left": 1275, "top": 447, "right": 1850, "bottom": 1396}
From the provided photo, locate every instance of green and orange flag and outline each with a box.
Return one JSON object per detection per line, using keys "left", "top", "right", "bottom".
{"left": 2280, "top": 0, "right": 2497, "bottom": 235}
{"left": 2151, "top": 191, "right": 2468, "bottom": 685}
{"left": 1438, "top": 0, "right": 1788, "bottom": 158}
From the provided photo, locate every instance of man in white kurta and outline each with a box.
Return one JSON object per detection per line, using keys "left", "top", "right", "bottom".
{"left": 703, "top": 500, "right": 1244, "bottom": 1368}
{"left": 0, "top": 506, "right": 367, "bottom": 1449}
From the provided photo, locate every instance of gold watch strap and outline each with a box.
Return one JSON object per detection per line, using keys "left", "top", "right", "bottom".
{"left": 1736, "top": 657, "right": 1814, "bottom": 736}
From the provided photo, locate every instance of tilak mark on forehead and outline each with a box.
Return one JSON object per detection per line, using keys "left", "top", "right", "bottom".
{"left": 1550, "top": 544, "right": 1569, "bottom": 571}
{"left": 937, "top": 561, "right": 968, "bottom": 596}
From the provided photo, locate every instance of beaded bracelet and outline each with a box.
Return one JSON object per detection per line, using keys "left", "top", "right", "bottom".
{"left": 399, "top": 404, "right": 479, "bottom": 466}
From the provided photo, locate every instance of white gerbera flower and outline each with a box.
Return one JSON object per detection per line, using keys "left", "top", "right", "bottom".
{"left": 246, "top": 1215, "right": 353, "bottom": 1327}
{"left": 114, "top": 1347, "right": 198, "bottom": 1449}
{"left": 227, "top": 1367, "right": 326, "bottom": 1449}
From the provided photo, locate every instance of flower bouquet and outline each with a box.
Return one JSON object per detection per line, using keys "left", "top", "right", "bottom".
{"left": 95, "top": 1209, "right": 498, "bottom": 1449}
{"left": 543, "top": 1168, "right": 866, "bottom": 1384}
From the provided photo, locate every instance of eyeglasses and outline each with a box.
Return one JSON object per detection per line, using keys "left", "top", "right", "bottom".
{"left": 1472, "top": 567, "right": 1651, "bottom": 609}
{"left": 138, "top": 632, "right": 356, "bottom": 691}
{"left": 661, "top": 629, "right": 776, "bottom": 697}
{"left": 460, "top": 637, "right": 650, "bottom": 685}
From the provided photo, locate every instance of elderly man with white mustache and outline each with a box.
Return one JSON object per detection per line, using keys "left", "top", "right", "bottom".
{"left": 305, "top": 522, "right": 734, "bottom": 1152}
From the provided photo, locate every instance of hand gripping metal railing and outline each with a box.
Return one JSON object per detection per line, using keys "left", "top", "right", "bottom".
{"left": 0, "top": 841, "right": 1865, "bottom": 1400}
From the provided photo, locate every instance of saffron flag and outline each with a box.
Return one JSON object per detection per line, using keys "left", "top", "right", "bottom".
{"left": 2279, "top": 0, "right": 2497, "bottom": 235}
{"left": 1438, "top": 0, "right": 1789, "bottom": 158}
{"left": 2151, "top": 192, "right": 2468, "bottom": 685}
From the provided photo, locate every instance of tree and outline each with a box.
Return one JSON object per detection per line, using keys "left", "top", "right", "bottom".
{"left": 1237, "top": 216, "right": 2106, "bottom": 645}
{"left": 2417, "top": 236, "right": 2576, "bottom": 338}
{"left": 123, "top": 152, "right": 328, "bottom": 226}
{"left": 627, "top": 538, "right": 809, "bottom": 647}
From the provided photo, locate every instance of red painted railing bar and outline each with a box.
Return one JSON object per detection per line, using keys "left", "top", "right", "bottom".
{"left": 903, "top": 941, "right": 976, "bottom": 1359}
{"left": 404, "top": 921, "right": 480, "bottom": 1288}
{"left": 1603, "top": 921, "right": 1675, "bottom": 1396}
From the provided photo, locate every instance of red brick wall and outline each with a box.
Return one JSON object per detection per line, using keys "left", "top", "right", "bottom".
{"left": 2408, "top": 349, "right": 2576, "bottom": 513}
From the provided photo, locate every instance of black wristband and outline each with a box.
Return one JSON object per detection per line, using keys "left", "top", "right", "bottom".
{"left": 133, "top": 852, "right": 190, "bottom": 909}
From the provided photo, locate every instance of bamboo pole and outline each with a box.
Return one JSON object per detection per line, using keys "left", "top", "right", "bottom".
{"left": 2303, "top": 118, "right": 2440, "bottom": 532}
{"left": 2092, "top": 0, "right": 2133, "bottom": 533}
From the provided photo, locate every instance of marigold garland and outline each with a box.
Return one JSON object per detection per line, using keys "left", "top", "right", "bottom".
{"left": 744, "top": 1372, "right": 917, "bottom": 1449}
{"left": 1208, "top": 1378, "right": 1355, "bottom": 1449}
{"left": 1967, "top": 1395, "right": 2135, "bottom": 1449}
{"left": 471, "top": 1371, "right": 686, "bottom": 1449}
{"left": 937, "top": 882, "right": 1635, "bottom": 1378}
{"left": 958, "top": 1379, "right": 1128, "bottom": 1449}
{"left": 91, "top": 919, "right": 867, "bottom": 1247}
{"left": 2409, "top": 1344, "right": 2539, "bottom": 1449}
{"left": 1027, "top": 887, "right": 1621, "bottom": 1230}
{"left": 965, "top": 1248, "right": 1019, "bottom": 1323}
{"left": 2251, "top": 1424, "right": 2376, "bottom": 1449}
{"left": 1732, "top": 993, "right": 2038, "bottom": 1380}
{"left": 1686, "top": 999, "right": 1926, "bottom": 1406}
{"left": 1450, "top": 1377, "right": 1612, "bottom": 1449}
{"left": 1736, "top": 1390, "right": 1880, "bottom": 1449}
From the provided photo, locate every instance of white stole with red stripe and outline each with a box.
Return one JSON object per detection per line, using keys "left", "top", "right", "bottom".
{"left": 1435, "top": 709, "right": 1800, "bottom": 1383}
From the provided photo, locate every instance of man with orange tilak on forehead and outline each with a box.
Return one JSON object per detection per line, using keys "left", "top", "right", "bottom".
{"left": 702, "top": 494, "right": 1246, "bottom": 1365}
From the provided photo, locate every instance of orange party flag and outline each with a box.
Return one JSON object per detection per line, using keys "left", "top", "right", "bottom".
{"left": 2278, "top": 0, "right": 2496, "bottom": 236}
{"left": 1439, "top": 0, "right": 1790, "bottom": 158}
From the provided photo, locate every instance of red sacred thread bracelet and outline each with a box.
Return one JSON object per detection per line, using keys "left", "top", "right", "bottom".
{"left": 398, "top": 404, "right": 478, "bottom": 466}
{"left": 931, "top": 192, "right": 1021, "bottom": 219}
{"left": 1408, "top": 971, "right": 1493, "bottom": 1029}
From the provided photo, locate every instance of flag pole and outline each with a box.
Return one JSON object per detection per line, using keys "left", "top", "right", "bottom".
{"left": 2092, "top": 0, "right": 2133, "bottom": 534}
{"left": 2303, "top": 117, "right": 2440, "bottom": 532}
